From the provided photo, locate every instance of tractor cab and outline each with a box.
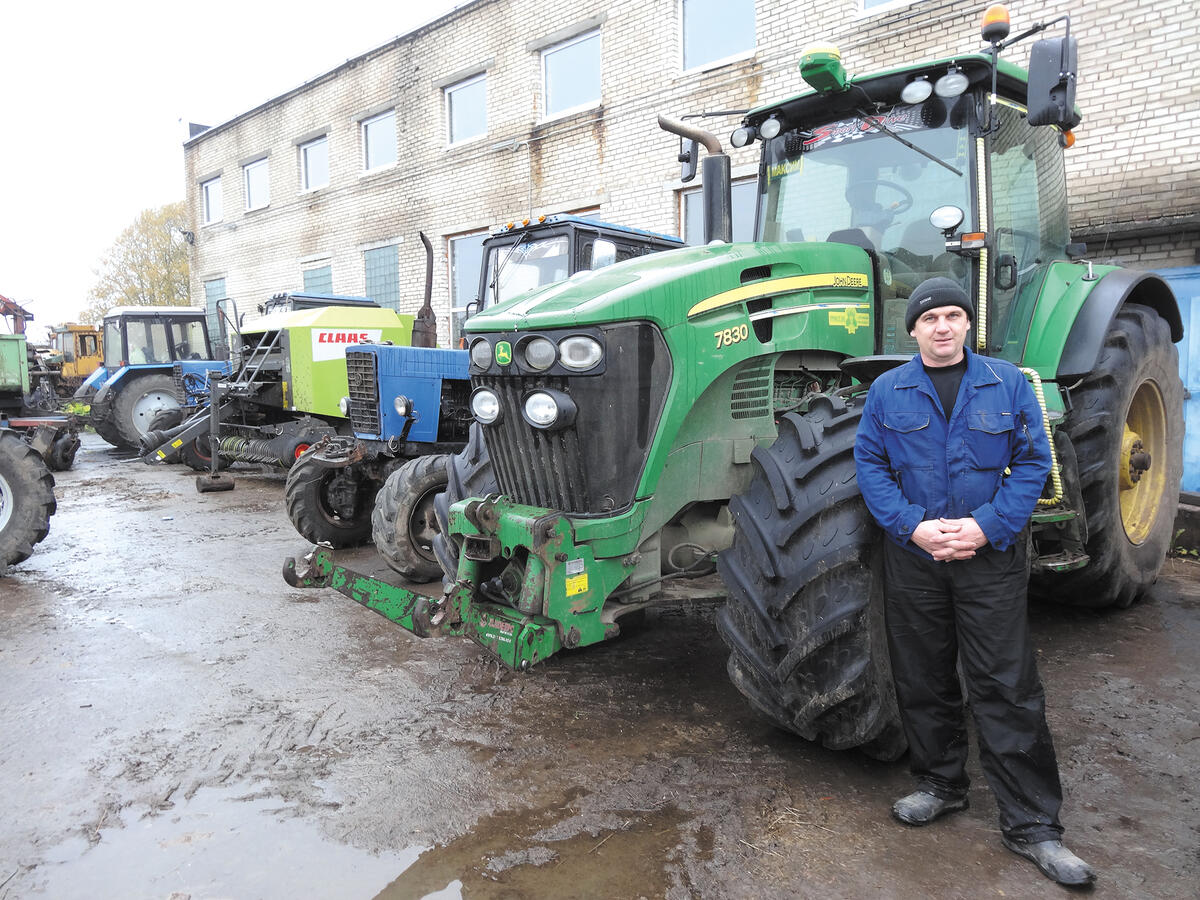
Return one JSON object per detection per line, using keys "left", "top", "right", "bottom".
{"left": 98, "top": 306, "right": 213, "bottom": 372}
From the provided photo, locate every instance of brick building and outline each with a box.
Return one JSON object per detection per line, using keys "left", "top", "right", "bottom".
{"left": 183, "top": 0, "right": 1199, "bottom": 345}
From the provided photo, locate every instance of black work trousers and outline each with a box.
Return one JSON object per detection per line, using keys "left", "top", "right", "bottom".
{"left": 883, "top": 536, "right": 1064, "bottom": 843}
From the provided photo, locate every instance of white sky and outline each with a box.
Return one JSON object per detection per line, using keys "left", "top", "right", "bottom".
{"left": 0, "top": 0, "right": 466, "bottom": 341}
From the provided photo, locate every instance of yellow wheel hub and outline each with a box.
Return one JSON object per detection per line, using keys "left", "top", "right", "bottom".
{"left": 1118, "top": 379, "right": 1166, "bottom": 544}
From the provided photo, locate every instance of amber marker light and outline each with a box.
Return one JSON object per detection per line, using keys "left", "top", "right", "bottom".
{"left": 961, "top": 232, "right": 987, "bottom": 249}
{"left": 981, "top": 4, "right": 1010, "bottom": 43}
{"left": 1060, "top": 129, "right": 1076, "bottom": 149}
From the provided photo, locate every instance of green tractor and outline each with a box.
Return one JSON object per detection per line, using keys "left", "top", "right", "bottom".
{"left": 288, "top": 8, "right": 1184, "bottom": 760}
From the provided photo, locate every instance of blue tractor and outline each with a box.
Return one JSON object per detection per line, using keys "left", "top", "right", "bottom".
{"left": 286, "top": 217, "right": 682, "bottom": 580}
{"left": 79, "top": 306, "right": 228, "bottom": 450}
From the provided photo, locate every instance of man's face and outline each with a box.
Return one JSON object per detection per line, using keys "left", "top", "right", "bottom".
{"left": 910, "top": 304, "right": 970, "bottom": 366}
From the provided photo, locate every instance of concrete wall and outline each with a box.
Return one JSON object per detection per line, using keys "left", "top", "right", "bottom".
{"left": 183, "top": 0, "right": 1200, "bottom": 344}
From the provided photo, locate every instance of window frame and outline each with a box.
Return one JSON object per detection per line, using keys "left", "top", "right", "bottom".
{"left": 448, "top": 230, "right": 489, "bottom": 347}
{"left": 363, "top": 243, "right": 400, "bottom": 307}
{"left": 540, "top": 29, "right": 602, "bottom": 122}
{"left": 445, "top": 72, "right": 488, "bottom": 147}
{"left": 299, "top": 135, "right": 329, "bottom": 192}
{"left": 858, "top": 0, "right": 918, "bottom": 17}
{"left": 201, "top": 176, "right": 222, "bottom": 225}
{"left": 680, "top": 0, "right": 756, "bottom": 73}
{"left": 681, "top": 176, "right": 759, "bottom": 244}
{"left": 362, "top": 109, "right": 398, "bottom": 173}
{"left": 243, "top": 157, "right": 270, "bottom": 212}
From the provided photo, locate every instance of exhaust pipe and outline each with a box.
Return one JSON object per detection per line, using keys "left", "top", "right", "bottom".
{"left": 410, "top": 231, "right": 437, "bottom": 348}
{"left": 657, "top": 115, "right": 731, "bottom": 244}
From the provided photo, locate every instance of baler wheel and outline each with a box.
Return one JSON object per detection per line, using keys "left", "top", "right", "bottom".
{"left": 371, "top": 454, "right": 450, "bottom": 583}
{"left": 716, "top": 394, "right": 905, "bottom": 761}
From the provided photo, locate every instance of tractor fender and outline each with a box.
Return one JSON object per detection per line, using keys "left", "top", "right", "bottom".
{"left": 75, "top": 365, "right": 112, "bottom": 399}
{"left": 1056, "top": 269, "right": 1182, "bottom": 382}
{"left": 92, "top": 367, "right": 133, "bottom": 406}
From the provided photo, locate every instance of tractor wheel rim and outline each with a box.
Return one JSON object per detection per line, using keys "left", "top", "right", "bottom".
{"left": 409, "top": 485, "right": 441, "bottom": 562}
{"left": 1119, "top": 378, "right": 1166, "bottom": 545}
{"left": 0, "top": 471, "right": 13, "bottom": 533}
{"left": 132, "top": 392, "right": 177, "bottom": 437}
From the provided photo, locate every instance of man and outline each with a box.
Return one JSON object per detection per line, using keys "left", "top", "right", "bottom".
{"left": 854, "top": 277, "right": 1096, "bottom": 887}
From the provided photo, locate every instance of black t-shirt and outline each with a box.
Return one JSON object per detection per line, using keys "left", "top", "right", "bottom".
{"left": 924, "top": 357, "right": 968, "bottom": 420}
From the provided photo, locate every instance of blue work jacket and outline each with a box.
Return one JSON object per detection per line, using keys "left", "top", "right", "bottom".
{"left": 854, "top": 349, "right": 1052, "bottom": 557}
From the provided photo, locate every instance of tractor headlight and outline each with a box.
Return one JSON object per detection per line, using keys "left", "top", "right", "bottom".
{"left": 521, "top": 389, "right": 577, "bottom": 430}
{"left": 522, "top": 337, "right": 557, "bottom": 371}
{"left": 471, "top": 388, "right": 501, "bottom": 424}
{"left": 469, "top": 338, "right": 493, "bottom": 370}
{"left": 338, "top": 396, "right": 351, "bottom": 415}
{"left": 393, "top": 395, "right": 412, "bottom": 417}
{"left": 559, "top": 335, "right": 603, "bottom": 371}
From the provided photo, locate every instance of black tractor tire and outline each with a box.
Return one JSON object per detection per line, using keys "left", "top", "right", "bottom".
{"left": 431, "top": 423, "right": 498, "bottom": 581}
{"left": 1037, "top": 303, "right": 1184, "bottom": 608}
{"left": 716, "top": 394, "right": 906, "bottom": 761}
{"left": 148, "top": 408, "right": 184, "bottom": 433}
{"left": 372, "top": 454, "right": 451, "bottom": 583}
{"left": 111, "top": 374, "right": 180, "bottom": 449}
{"left": 285, "top": 451, "right": 376, "bottom": 547}
{"left": 0, "top": 429, "right": 57, "bottom": 572}
{"left": 46, "top": 433, "right": 80, "bottom": 472}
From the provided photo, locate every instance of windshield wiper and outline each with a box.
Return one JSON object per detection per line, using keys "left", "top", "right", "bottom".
{"left": 490, "top": 233, "right": 529, "bottom": 305}
{"left": 854, "top": 108, "right": 963, "bottom": 177}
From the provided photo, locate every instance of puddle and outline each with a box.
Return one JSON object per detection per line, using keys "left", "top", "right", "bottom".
{"left": 375, "top": 800, "right": 690, "bottom": 899}
{"left": 35, "top": 783, "right": 425, "bottom": 899}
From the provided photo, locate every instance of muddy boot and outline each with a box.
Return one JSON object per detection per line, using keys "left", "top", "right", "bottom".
{"left": 1001, "top": 836, "right": 1097, "bottom": 887}
{"left": 891, "top": 790, "right": 968, "bottom": 826}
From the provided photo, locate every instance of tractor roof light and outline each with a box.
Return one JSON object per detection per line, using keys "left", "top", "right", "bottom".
{"left": 981, "top": 4, "right": 1011, "bottom": 44}
{"left": 759, "top": 116, "right": 782, "bottom": 140}
{"left": 730, "top": 125, "right": 756, "bottom": 148}
{"left": 934, "top": 67, "right": 970, "bottom": 98}
{"left": 900, "top": 76, "right": 933, "bottom": 105}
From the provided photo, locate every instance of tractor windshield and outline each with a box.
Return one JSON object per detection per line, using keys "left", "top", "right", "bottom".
{"left": 758, "top": 99, "right": 973, "bottom": 303}
{"left": 482, "top": 235, "right": 571, "bottom": 309}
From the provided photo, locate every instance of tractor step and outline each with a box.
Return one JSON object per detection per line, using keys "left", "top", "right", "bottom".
{"left": 1032, "top": 549, "right": 1090, "bottom": 574}
{"left": 1031, "top": 507, "right": 1079, "bottom": 525}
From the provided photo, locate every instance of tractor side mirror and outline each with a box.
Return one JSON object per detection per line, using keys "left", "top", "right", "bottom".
{"left": 1026, "top": 36, "right": 1080, "bottom": 130}
{"left": 995, "top": 253, "right": 1018, "bottom": 291}
{"left": 679, "top": 137, "right": 699, "bottom": 183}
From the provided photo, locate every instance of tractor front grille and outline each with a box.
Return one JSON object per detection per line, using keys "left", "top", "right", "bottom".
{"left": 345, "top": 350, "right": 380, "bottom": 434}
{"left": 474, "top": 322, "right": 671, "bottom": 517}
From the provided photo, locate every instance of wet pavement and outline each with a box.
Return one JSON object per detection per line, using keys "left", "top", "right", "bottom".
{"left": 1, "top": 433, "right": 1197, "bottom": 899}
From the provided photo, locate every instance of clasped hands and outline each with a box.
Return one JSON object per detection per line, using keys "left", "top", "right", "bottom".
{"left": 912, "top": 517, "right": 988, "bottom": 561}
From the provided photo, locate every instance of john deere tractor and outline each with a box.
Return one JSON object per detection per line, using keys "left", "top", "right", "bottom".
{"left": 288, "top": 7, "right": 1183, "bottom": 761}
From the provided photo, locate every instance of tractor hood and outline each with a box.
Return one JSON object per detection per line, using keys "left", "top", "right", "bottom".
{"left": 464, "top": 240, "right": 875, "bottom": 335}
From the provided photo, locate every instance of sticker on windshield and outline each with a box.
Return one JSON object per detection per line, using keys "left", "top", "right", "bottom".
{"left": 803, "top": 107, "right": 926, "bottom": 151}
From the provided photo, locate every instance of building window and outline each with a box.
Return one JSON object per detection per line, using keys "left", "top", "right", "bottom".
{"left": 243, "top": 158, "right": 269, "bottom": 211}
{"left": 300, "top": 136, "right": 329, "bottom": 191}
{"left": 448, "top": 232, "right": 487, "bottom": 346}
{"left": 860, "top": 0, "right": 914, "bottom": 12}
{"left": 542, "top": 30, "right": 601, "bottom": 119}
{"left": 201, "top": 177, "right": 222, "bottom": 225}
{"left": 446, "top": 73, "right": 487, "bottom": 145}
{"left": 363, "top": 110, "right": 397, "bottom": 171}
{"left": 303, "top": 264, "right": 333, "bottom": 294}
{"left": 203, "top": 277, "right": 228, "bottom": 354}
{"left": 682, "top": 179, "right": 758, "bottom": 244}
{"left": 364, "top": 244, "right": 399, "bottom": 307}
{"left": 682, "top": 0, "right": 755, "bottom": 71}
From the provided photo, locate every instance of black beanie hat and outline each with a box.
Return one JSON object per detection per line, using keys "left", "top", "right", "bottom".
{"left": 905, "top": 277, "right": 974, "bottom": 332}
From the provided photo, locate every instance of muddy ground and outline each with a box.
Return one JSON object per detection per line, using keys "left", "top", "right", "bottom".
{"left": 1, "top": 433, "right": 1197, "bottom": 899}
